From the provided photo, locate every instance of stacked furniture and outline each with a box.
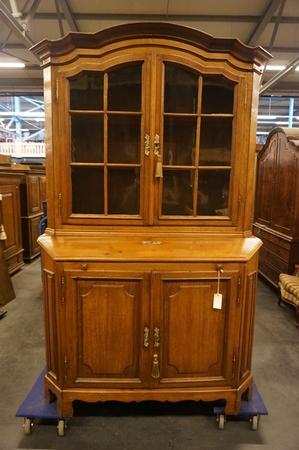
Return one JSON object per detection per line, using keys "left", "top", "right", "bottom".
{"left": 253, "top": 128, "right": 299, "bottom": 288}
{"left": 33, "top": 22, "right": 270, "bottom": 417}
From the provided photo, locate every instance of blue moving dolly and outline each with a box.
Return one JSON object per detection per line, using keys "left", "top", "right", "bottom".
{"left": 16, "top": 369, "right": 267, "bottom": 434}
{"left": 16, "top": 368, "right": 69, "bottom": 436}
{"left": 213, "top": 382, "right": 268, "bottom": 430}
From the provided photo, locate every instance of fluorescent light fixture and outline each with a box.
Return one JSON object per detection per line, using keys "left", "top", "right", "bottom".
{"left": 8, "top": 128, "right": 29, "bottom": 132}
{"left": 266, "top": 65, "right": 286, "bottom": 71}
{"left": 258, "top": 115, "right": 277, "bottom": 120}
{"left": 0, "top": 62, "right": 25, "bottom": 68}
{"left": 261, "top": 65, "right": 299, "bottom": 72}
{"left": 0, "top": 112, "right": 44, "bottom": 117}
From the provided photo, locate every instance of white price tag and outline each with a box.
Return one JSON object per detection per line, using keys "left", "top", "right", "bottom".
{"left": 213, "top": 293, "right": 222, "bottom": 309}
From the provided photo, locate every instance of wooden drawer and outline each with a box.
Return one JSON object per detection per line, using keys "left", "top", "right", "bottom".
{"left": 6, "top": 250, "right": 24, "bottom": 275}
{"left": 258, "top": 259, "right": 285, "bottom": 288}
{"left": 258, "top": 235, "right": 289, "bottom": 263}
{"left": 259, "top": 246, "right": 288, "bottom": 272}
{"left": 253, "top": 225, "right": 291, "bottom": 250}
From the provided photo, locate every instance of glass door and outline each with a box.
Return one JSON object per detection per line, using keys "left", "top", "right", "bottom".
{"left": 67, "top": 62, "right": 147, "bottom": 221}
{"left": 61, "top": 56, "right": 239, "bottom": 227}
{"left": 156, "top": 63, "right": 236, "bottom": 222}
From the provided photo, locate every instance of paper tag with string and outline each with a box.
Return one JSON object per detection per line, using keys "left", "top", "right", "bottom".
{"left": 213, "top": 267, "right": 223, "bottom": 309}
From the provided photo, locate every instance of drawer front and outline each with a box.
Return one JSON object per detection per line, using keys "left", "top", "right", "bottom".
{"left": 6, "top": 251, "right": 24, "bottom": 275}
{"left": 259, "top": 237, "right": 289, "bottom": 263}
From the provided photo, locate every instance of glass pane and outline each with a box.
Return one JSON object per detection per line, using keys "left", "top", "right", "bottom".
{"left": 108, "top": 168, "right": 140, "bottom": 215}
{"left": 70, "top": 73, "right": 103, "bottom": 110}
{"left": 72, "top": 167, "right": 104, "bottom": 214}
{"left": 162, "top": 170, "right": 193, "bottom": 216}
{"left": 71, "top": 114, "right": 104, "bottom": 162}
{"left": 201, "top": 77, "right": 234, "bottom": 114}
{"left": 108, "top": 115, "right": 141, "bottom": 163}
{"left": 108, "top": 65, "right": 142, "bottom": 112}
{"left": 163, "top": 117, "right": 197, "bottom": 165}
{"left": 197, "top": 170, "right": 230, "bottom": 216}
{"left": 199, "top": 117, "right": 232, "bottom": 166}
{"left": 164, "top": 65, "right": 198, "bottom": 113}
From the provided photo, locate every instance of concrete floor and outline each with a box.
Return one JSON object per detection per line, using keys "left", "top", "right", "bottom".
{"left": 1, "top": 258, "right": 299, "bottom": 450}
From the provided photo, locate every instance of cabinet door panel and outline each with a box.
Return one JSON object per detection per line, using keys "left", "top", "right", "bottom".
{"left": 255, "top": 135, "right": 276, "bottom": 227}
{"left": 155, "top": 272, "right": 239, "bottom": 387}
{"left": 272, "top": 133, "right": 298, "bottom": 235}
{"left": 65, "top": 272, "right": 150, "bottom": 387}
{"left": 80, "top": 282, "right": 136, "bottom": 375}
{"left": 27, "top": 175, "right": 41, "bottom": 214}
{"left": 0, "top": 184, "right": 22, "bottom": 259}
{"left": 166, "top": 282, "right": 226, "bottom": 374}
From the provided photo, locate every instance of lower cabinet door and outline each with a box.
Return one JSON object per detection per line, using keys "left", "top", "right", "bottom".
{"left": 151, "top": 270, "right": 241, "bottom": 388}
{"left": 62, "top": 266, "right": 241, "bottom": 391}
{"left": 64, "top": 270, "right": 151, "bottom": 388}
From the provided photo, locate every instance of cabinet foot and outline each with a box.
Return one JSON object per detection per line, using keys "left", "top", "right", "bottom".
{"left": 56, "top": 399, "right": 74, "bottom": 418}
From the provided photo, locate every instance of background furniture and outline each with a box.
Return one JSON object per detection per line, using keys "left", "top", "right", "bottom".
{"left": 253, "top": 128, "right": 299, "bottom": 288}
{"left": 0, "top": 166, "right": 46, "bottom": 263}
{"left": 0, "top": 224, "right": 15, "bottom": 306}
{"left": 278, "top": 265, "right": 299, "bottom": 327}
{"left": 33, "top": 22, "right": 270, "bottom": 417}
{"left": 19, "top": 168, "right": 46, "bottom": 260}
{"left": 0, "top": 173, "right": 24, "bottom": 274}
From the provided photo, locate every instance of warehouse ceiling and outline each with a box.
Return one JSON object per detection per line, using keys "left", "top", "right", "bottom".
{"left": 0, "top": 0, "right": 299, "bottom": 96}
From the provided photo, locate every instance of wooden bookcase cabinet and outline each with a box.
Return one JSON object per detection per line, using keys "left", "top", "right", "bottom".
{"left": 32, "top": 22, "right": 270, "bottom": 417}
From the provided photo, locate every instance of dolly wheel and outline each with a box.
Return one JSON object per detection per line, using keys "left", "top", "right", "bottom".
{"left": 218, "top": 414, "right": 225, "bottom": 430}
{"left": 251, "top": 415, "right": 259, "bottom": 430}
{"left": 57, "top": 419, "right": 65, "bottom": 436}
{"left": 24, "top": 418, "right": 32, "bottom": 435}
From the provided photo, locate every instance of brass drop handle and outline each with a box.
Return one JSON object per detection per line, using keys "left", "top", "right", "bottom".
{"left": 153, "top": 326, "right": 160, "bottom": 348}
{"left": 143, "top": 327, "right": 149, "bottom": 347}
{"left": 154, "top": 134, "right": 160, "bottom": 156}
{"left": 154, "top": 134, "right": 163, "bottom": 178}
{"left": 144, "top": 134, "right": 150, "bottom": 156}
{"left": 152, "top": 327, "right": 160, "bottom": 378}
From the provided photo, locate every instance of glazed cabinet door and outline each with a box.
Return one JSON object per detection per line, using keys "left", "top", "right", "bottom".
{"left": 154, "top": 63, "right": 242, "bottom": 226}
{"left": 55, "top": 51, "right": 247, "bottom": 230}
{"left": 58, "top": 57, "right": 152, "bottom": 227}
{"left": 62, "top": 269, "right": 151, "bottom": 388}
{"left": 151, "top": 268, "right": 242, "bottom": 388}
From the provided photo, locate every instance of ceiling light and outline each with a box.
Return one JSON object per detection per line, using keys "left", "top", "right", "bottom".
{"left": 0, "top": 62, "right": 25, "bottom": 68}
{"left": 266, "top": 65, "right": 286, "bottom": 71}
{"left": 258, "top": 115, "right": 277, "bottom": 120}
{"left": 261, "top": 65, "right": 299, "bottom": 72}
